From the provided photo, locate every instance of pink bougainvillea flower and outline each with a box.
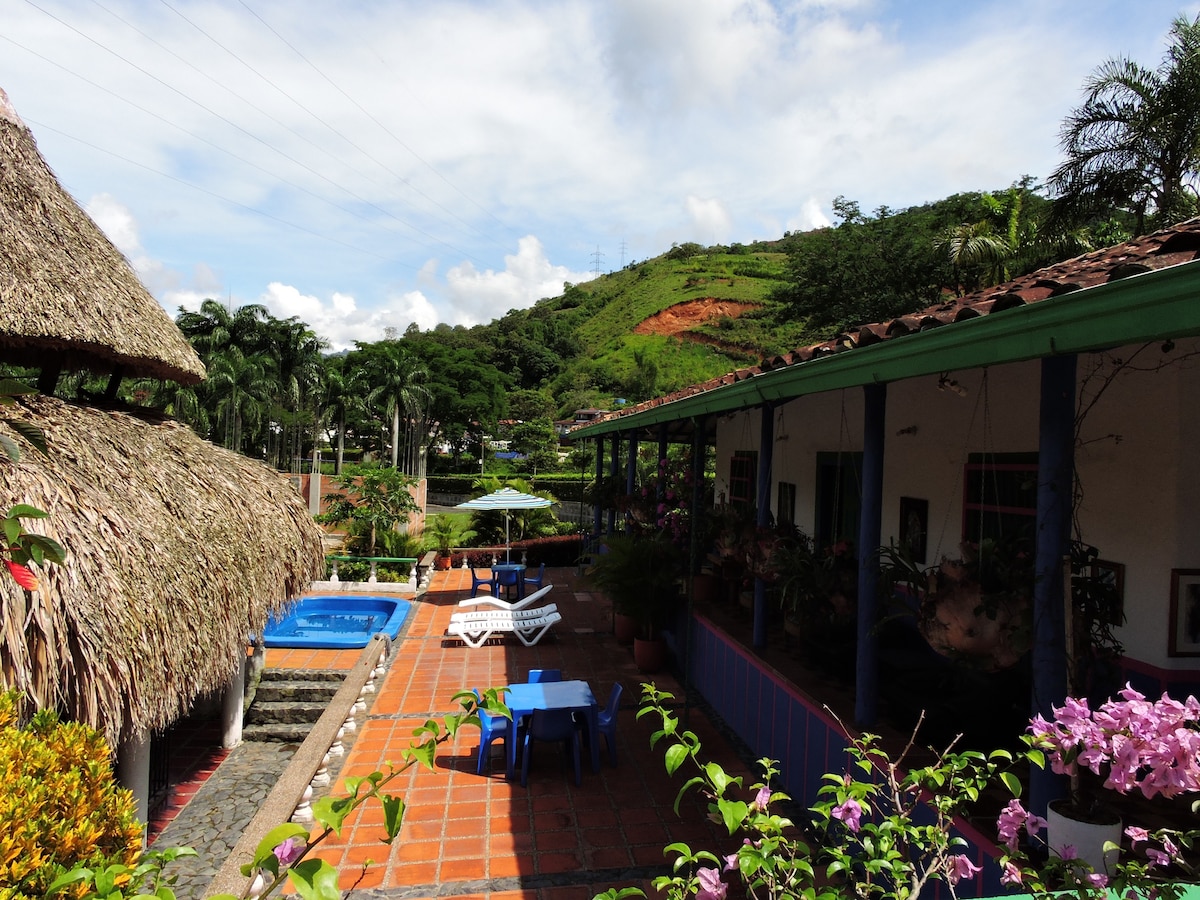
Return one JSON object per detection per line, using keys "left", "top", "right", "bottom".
{"left": 1145, "top": 848, "right": 1171, "bottom": 868}
{"left": 831, "top": 798, "right": 863, "bottom": 833}
{"left": 1058, "top": 845, "right": 1078, "bottom": 860}
{"left": 696, "top": 866, "right": 727, "bottom": 900}
{"left": 948, "top": 855, "right": 982, "bottom": 884}
{"left": 273, "top": 836, "right": 305, "bottom": 867}
{"left": 997, "top": 799, "right": 1030, "bottom": 851}
{"left": 752, "top": 785, "right": 771, "bottom": 811}
{"left": 1000, "top": 862, "right": 1024, "bottom": 886}
{"left": 5, "top": 559, "right": 38, "bottom": 591}
{"left": 1086, "top": 873, "right": 1110, "bottom": 889}
{"left": 1125, "top": 826, "right": 1150, "bottom": 844}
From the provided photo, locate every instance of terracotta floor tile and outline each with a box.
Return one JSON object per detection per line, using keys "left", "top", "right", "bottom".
{"left": 439, "top": 856, "right": 488, "bottom": 881}
{"left": 236, "top": 569, "right": 760, "bottom": 900}
{"left": 535, "top": 850, "right": 584, "bottom": 874}
{"left": 387, "top": 858, "right": 439, "bottom": 886}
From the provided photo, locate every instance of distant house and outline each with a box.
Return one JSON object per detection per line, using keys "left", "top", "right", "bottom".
{"left": 572, "top": 220, "right": 1200, "bottom": 895}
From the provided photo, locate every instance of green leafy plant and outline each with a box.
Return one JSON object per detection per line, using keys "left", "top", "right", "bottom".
{"left": 586, "top": 534, "right": 681, "bottom": 639}
{"left": 203, "top": 687, "right": 509, "bottom": 900}
{"left": 2, "top": 503, "right": 66, "bottom": 590}
{"left": 0, "top": 693, "right": 143, "bottom": 900}
{"left": 0, "top": 377, "right": 47, "bottom": 463}
{"left": 597, "top": 684, "right": 1200, "bottom": 900}
{"left": 318, "top": 469, "right": 419, "bottom": 556}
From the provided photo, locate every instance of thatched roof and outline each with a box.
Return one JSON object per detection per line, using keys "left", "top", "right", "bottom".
{"left": 0, "top": 395, "right": 324, "bottom": 743}
{"left": 0, "top": 88, "right": 205, "bottom": 386}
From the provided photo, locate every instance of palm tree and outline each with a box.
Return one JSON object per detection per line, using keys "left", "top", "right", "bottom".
{"left": 176, "top": 300, "right": 270, "bottom": 360}
{"left": 1049, "top": 14, "right": 1200, "bottom": 234}
{"left": 207, "top": 347, "right": 273, "bottom": 453}
{"left": 318, "top": 359, "right": 365, "bottom": 475}
{"left": 263, "top": 317, "right": 327, "bottom": 471}
{"left": 366, "top": 344, "right": 431, "bottom": 471}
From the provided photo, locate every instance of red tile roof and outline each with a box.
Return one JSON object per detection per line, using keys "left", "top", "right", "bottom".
{"left": 584, "top": 218, "right": 1200, "bottom": 429}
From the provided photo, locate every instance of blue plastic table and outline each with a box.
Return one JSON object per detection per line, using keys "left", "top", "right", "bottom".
{"left": 504, "top": 679, "right": 600, "bottom": 780}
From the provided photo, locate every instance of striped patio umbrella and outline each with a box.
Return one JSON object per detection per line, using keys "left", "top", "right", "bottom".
{"left": 456, "top": 487, "right": 552, "bottom": 562}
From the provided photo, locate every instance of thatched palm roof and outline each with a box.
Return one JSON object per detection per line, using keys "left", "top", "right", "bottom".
{"left": 0, "top": 396, "right": 324, "bottom": 743}
{"left": 0, "top": 88, "right": 204, "bottom": 386}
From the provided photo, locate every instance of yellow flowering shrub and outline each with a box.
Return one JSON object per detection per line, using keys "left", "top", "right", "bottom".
{"left": 0, "top": 692, "right": 142, "bottom": 900}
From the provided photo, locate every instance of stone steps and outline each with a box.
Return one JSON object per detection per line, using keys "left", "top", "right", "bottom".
{"left": 244, "top": 668, "right": 345, "bottom": 742}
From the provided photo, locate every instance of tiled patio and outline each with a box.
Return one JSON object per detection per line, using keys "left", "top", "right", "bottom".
{"left": 291, "top": 566, "right": 757, "bottom": 900}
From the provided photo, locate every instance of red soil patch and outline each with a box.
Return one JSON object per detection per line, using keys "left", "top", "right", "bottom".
{"left": 633, "top": 298, "right": 759, "bottom": 337}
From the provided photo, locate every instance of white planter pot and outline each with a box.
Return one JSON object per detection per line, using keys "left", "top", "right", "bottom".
{"left": 1047, "top": 800, "right": 1122, "bottom": 873}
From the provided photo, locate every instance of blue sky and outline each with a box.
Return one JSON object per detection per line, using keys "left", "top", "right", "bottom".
{"left": 2, "top": 0, "right": 1195, "bottom": 350}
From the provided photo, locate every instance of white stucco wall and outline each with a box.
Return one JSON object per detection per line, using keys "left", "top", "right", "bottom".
{"left": 712, "top": 337, "right": 1200, "bottom": 674}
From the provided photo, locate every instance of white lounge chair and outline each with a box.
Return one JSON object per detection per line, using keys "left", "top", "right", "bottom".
{"left": 457, "top": 583, "right": 554, "bottom": 611}
{"left": 446, "top": 605, "right": 562, "bottom": 647}
{"left": 449, "top": 602, "right": 558, "bottom": 625}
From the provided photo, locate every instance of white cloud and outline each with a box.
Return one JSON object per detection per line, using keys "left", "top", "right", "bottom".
{"left": 685, "top": 196, "right": 733, "bottom": 244}
{"left": 8, "top": 0, "right": 1191, "bottom": 348}
{"left": 444, "top": 236, "right": 594, "bottom": 326}
{"left": 259, "top": 284, "right": 424, "bottom": 351}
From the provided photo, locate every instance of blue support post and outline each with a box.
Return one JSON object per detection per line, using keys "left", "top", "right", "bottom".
{"left": 1030, "top": 354, "right": 1076, "bottom": 818}
{"left": 657, "top": 423, "right": 669, "bottom": 502}
{"left": 626, "top": 433, "right": 639, "bottom": 534}
{"left": 754, "top": 403, "right": 774, "bottom": 650}
{"left": 593, "top": 438, "right": 604, "bottom": 539}
{"left": 690, "top": 416, "right": 708, "bottom": 578}
{"left": 855, "top": 383, "right": 886, "bottom": 728}
{"left": 608, "top": 432, "right": 620, "bottom": 535}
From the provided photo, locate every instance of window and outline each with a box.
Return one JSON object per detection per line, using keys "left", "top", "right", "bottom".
{"left": 815, "top": 452, "right": 862, "bottom": 549}
{"left": 729, "top": 451, "right": 757, "bottom": 510}
{"left": 962, "top": 452, "right": 1038, "bottom": 545}
{"left": 777, "top": 481, "right": 796, "bottom": 527}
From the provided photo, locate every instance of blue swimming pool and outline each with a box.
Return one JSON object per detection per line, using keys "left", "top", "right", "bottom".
{"left": 263, "top": 595, "right": 412, "bottom": 648}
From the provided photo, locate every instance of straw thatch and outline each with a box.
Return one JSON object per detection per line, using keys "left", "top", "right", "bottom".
{"left": 0, "top": 395, "right": 324, "bottom": 744}
{"left": 0, "top": 88, "right": 204, "bottom": 385}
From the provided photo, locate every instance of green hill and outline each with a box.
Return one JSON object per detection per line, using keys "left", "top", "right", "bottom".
{"left": 534, "top": 241, "right": 810, "bottom": 405}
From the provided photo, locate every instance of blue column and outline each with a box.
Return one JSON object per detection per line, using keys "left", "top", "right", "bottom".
{"left": 1030, "top": 353, "right": 1076, "bottom": 818}
{"left": 855, "top": 383, "right": 886, "bottom": 727}
{"left": 625, "top": 434, "right": 639, "bottom": 534}
{"left": 690, "top": 416, "right": 708, "bottom": 577}
{"left": 657, "top": 423, "right": 670, "bottom": 502}
{"left": 607, "top": 433, "right": 620, "bottom": 534}
{"left": 593, "top": 438, "right": 604, "bottom": 539}
{"left": 754, "top": 403, "right": 775, "bottom": 650}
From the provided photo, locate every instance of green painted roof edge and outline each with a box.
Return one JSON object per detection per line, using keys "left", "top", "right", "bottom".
{"left": 572, "top": 259, "right": 1200, "bottom": 438}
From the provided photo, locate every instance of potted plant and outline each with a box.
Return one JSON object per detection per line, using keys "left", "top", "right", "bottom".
{"left": 878, "top": 534, "right": 1032, "bottom": 672}
{"left": 427, "top": 514, "right": 457, "bottom": 570}
{"left": 999, "top": 683, "right": 1200, "bottom": 882}
{"left": 775, "top": 531, "right": 858, "bottom": 662}
{"left": 586, "top": 533, "right": 681, "bottom": 670}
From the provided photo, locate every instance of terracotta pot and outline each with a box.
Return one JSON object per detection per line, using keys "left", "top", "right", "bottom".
{"left": 434, "top": 554, "right": 452, "bottom": 571}
{"left": 613, "top": 612, "right": 638, "bottom": 643}
{"left": 633, "top": 636, "right": 666, "bottom": 673}
{"left": 1047, "top": 800, "right": 1122, "bottom": 873}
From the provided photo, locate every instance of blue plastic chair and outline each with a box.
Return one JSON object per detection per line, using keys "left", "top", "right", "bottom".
{"left": 472, "top": 689, "right": 509, "bottom": 775}
{"left": 469, "top": 567, "right": 495, "bottom": 598}
{"left": 596, "top": 682, "right": 623, "bottom": 766}
{"left": 521, "top": 707, "right": 581, "bottom": 787}
{"left": 524, "top": 562, "right": 546, "bottom": 592}
{"left": 527, "top": 668, "right": 562, "bottom": 683}
{"left": 493, "top": 566, "right": 523, "bottom": 600}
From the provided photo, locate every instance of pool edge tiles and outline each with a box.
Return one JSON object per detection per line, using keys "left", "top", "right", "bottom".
{"left": 263, "top": 595, "right": 412, "bottom": 649}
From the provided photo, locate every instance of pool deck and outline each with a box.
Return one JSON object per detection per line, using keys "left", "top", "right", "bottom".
{"left": 166, "top": 566, "right": 757, "bottom": 900}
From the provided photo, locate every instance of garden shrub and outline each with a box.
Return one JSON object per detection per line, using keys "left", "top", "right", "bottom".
{"left": 0, "top": 692, "right": 142, "bottom": 899}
